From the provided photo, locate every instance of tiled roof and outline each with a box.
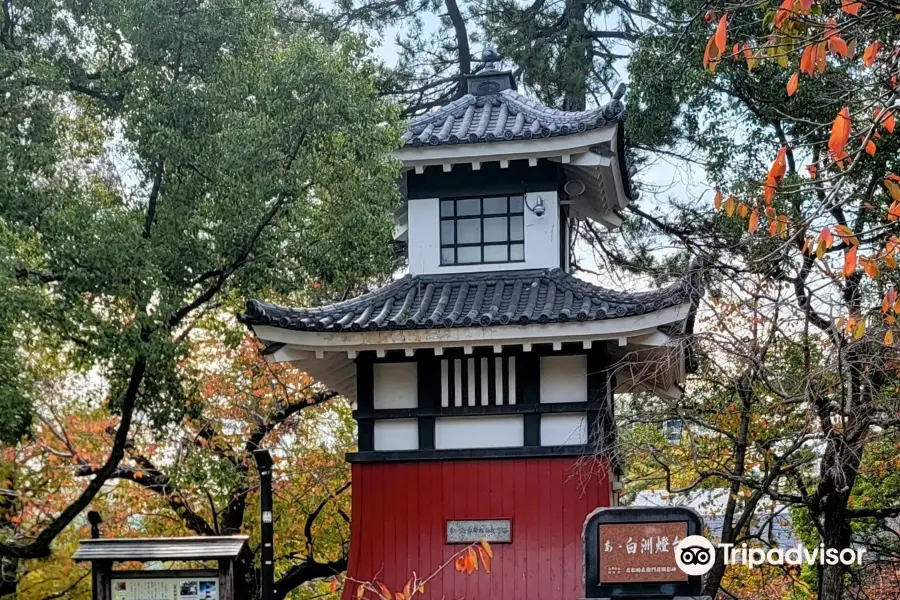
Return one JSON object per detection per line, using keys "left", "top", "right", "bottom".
{"left": 241, "top": 268, "right": 699, "bottom": 333}
{"left": 73, "top": 536, "right": 250, "bottom": 562}
{"left": 400, "top": 87, "right": 626, "bottom": 148}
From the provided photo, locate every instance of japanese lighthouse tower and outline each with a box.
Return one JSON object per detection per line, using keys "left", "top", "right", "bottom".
{"left": 242, "top": 49, "right": 700, "bottom": 600}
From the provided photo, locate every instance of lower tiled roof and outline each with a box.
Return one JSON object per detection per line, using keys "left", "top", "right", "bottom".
{"left": 242, "top": 268, "right": 699, "bottom": 333}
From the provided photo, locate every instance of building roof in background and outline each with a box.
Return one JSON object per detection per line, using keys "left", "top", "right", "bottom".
{"left": 632, "top": 490, "right": 799, "bottom": 550}
{"left": 241, "top": 267, "right": 699, "bottom": 334}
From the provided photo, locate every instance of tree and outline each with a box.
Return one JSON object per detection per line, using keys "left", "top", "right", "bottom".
{"left": 0, "top": 0, "right": 400, "bottom": 565}
{"left": 11, "top": 333, "right": 354, "bottom": 600}
{"left": 610, "top": 0, "right": 900, "bottom": 597}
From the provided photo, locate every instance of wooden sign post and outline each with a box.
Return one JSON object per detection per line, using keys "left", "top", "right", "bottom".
{"left": 583, "top": 507, "right": 706, "bottom": 599}
{"left": 73, "top": 536, "right": 251, "bottom": 600}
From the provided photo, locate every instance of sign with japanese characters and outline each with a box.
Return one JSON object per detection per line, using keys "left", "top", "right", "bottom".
{"left": 110, "top": 577, "right": 219, "bottom": 600}
{"left": 597, "top": 521, "right": 688, "bottom": 583}
{"left": 583, "top": 506, "right": 704, "bottom": 598}
{"left": 446, "top": 519, "right": 512, "bottom": 543}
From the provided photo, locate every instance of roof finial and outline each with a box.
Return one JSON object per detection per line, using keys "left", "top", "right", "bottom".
{"left": 480, "top": 44, "right": 501, "bottom": 73}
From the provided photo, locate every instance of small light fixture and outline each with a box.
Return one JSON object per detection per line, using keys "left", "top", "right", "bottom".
{"left": 525, "top": 194, "right": 546, "bottom": 217}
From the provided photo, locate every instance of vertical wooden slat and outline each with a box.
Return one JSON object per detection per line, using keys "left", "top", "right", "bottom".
{"left": 418, "top": 353, "right": 438, "bottom": 450}
{"left": 520, "top": 353, "right": 540, "bottom": 446}
{"left": 441, "top": 359, "right": 449, "bottom": 407}
{"left": 586, "top": 343, "right": 610, "bottom": 449}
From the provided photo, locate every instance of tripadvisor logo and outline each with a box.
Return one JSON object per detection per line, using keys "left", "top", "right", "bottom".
{"left": 674, "top": 536, "right": 866, "bottom": 575}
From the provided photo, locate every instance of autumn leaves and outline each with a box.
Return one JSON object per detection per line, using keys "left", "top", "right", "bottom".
{"left": 344, "top": 540, "right": 493, "bottom": 600}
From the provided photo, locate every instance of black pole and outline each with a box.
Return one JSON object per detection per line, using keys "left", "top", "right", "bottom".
{"left": 253, "top": 449, "right": 275, "bottom": 600}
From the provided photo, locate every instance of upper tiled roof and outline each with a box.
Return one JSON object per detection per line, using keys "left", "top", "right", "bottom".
{"left": 400, "top": 87, "right": 626, "bottom": 148}
{"left": 241, "top": 268, "right": 699, "bottom": 333}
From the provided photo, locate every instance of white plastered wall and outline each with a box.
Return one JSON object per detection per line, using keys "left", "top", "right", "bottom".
{"left": 539, "top": 355, "right": 587, "bottom": 403}
{"left": 541, "top": 414, "right": 588, "bottom": 446}
{"left": 373, "top": 363, "right": 417, "bottom": 409}
{"left": 374, "top": 420, "right": 419, "bottom": 451}
{"left": 435, "top": 415, "right": 524, "bottom": 449}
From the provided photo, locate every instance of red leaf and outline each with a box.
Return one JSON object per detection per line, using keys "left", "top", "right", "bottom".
{"left": 841, "top": 0, "right": 862, "bottom": 15}
{"left": 829, "top": 35, "right": 849, "bottom": 58}
{"left": 775, "top": 0, "right": 793, "bottom": 28}
{"left": 864, "top": 138, "right": 876, "bottom": 156}
{"left": 844, "top": 245, "right": 858, "bottom": 278}
{"left": 787, "top": 72, "right": 799, "bottom": 97}
{"left": 863, "top": 42, "right": 881, "bottom": 67}
{"left": 828, "top": 107, "right": 852, "bottom": 164}
{"left": 715, "top": 14, "right": 728, "bottom": 53}
{"left": 800, "top": 44, "right": 816, "bottom": 76}
{"left": 748, "top": 208, "right": 760, "bottom": 233}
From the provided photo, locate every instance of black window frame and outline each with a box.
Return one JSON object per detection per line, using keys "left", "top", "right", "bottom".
{"left": 439, "top": 196, "right": 526, "bottom": 266}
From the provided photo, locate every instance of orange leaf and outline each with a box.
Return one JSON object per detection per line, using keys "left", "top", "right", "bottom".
{"left": 466, "top": 547, "right": 478, "bottom": 574}
{"left": 455, "top": 555, "right": 467, "bottom": 572}
{"left": 748, "top": 208, "right": 759, "bottom": 232}
{"left": 775, "top": 0, "right": 793, "bottom": 28}
{"left": 853, "top": 319, "right": 866, "bottom": 339}
{"left": 816, "top": 42, "right": 827, "bottom": 73}
{"left": 738, "top": 202, "right": 748, "bottom": 218}
{"left": 864, "top": 139, "right": 876, "bottom": 156}
{"left": 882, "top": 289, "right": 897, "bottom": 313}
{"left": 800, "top": 44, "right": 816, "bottom": 77}
{"left": 480, "top": 539, "right": 494, "bottom": 559}
{"left": 703, "top": 35, "right": 719, "bottom": 71}
{"left": 714, "top": 190, "right": 723, "bottom": 211}
{"left": 725, "top": 197, "right": 735, "bottom": 216}
{"left": 828, "top": 107, "right": 852, "bottom": 161}
{"left": 862, "top": 257, "right": 879, "bottom": 278}
{"left": 769, "top": 219, "right": 778, "bottom": 237}
{"left": 829, "top": 36, "right": 848, "bottom": 58}
{"left": 357, "top": 585, "right": 367, "bottom": 599}
{"left": 819, "top": 226, "right": 834, "bottom": 248}
{"left": 876, "top": 108, "right": 897, "bottom": 134}
{"left": 378, "top": 583, "right": 393, "bottom": 600}
{"left": 885, "top": 179, "right": 900, "bottom": 203}
{"left": 330, "top": 578, "right": 341, "bottom": 593}
{"left": 478, "top": 546, "right": 493, "bottom": 573}
{"left": 885, "top": 330, "right": 894, "bottom": 345}
{"left": 715, "top": 14, "right": 728, "bottom": 53}
{"left": 863, "top": 42, "right": 881, "bottom": 67}
{"left": 799, "top": 0, "right": 813, "bottom": 11}
{"left": 841, "top": 0, "right": 862, "bottom": 15}
{"left": 787, "top": 72, "right": 799, "bottom": 96}
{"left": 844, "top": 245, "right": 858, "bottom": 278}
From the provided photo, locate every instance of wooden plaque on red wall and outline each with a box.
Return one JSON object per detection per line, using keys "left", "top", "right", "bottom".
{"left": 597, "top": 521, "right": 687, "bottom": 583}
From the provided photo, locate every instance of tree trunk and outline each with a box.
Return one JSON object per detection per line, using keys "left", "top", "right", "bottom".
{"left": 819, "top": 510, "right": 852, "bottom": 600}
{"left": 561, "top": 0, "right": 589, "bottom": 111}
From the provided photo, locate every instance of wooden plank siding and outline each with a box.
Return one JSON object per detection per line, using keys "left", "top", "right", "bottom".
{"left": 340, "top": 457, "right": 611, "bottom": 600}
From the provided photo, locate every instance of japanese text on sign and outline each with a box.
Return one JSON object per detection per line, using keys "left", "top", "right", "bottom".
{"left": 597, "top": 522, "right": 688, "bottom": 584}
{"left": 446, "top": 519, "right": 512, "bottom": 543}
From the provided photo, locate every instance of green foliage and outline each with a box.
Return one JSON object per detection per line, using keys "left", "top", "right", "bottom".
{"left": 0, "top": 0, "right": 401, "bottom": 438}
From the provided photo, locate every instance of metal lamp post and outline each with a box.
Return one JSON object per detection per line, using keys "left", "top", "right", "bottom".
{"left": 253, "top": 449, "right": 275, "bottom": 600}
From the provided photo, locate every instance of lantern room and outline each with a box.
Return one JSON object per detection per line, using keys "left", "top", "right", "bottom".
{"left": 241, "top": 48, "right": 700, "bottom": 600}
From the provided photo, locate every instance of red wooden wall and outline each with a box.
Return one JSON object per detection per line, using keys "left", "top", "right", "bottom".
{"left": 341, "top": 457, "right": 611, "bottom": 600}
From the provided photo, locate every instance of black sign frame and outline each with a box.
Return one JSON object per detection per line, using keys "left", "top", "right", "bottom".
{"left": 583, "top": 506, "right": 704, "bottom": 598}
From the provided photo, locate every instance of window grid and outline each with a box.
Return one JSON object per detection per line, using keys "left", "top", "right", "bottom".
{"left": 439, "top": 196, "right": 525, "bottom": 266}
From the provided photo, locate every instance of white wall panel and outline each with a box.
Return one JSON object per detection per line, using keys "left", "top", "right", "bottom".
{"left": 541, "top": 414, "right": 588, "bottom": 446}
{"left": 435, "top": 416, "right": 524, "bottom": 449}
{"left": 374, "top": 419, "right": 419, "bottom": 451}
{"left": 540, "top": 355, "right": 587, "bottom": 403}
{"left": 407, "top": 193, "right": 560, "bottom": 275}
{"left": 374, "top": 363, "right": 417, "bottom": 409}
